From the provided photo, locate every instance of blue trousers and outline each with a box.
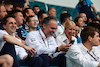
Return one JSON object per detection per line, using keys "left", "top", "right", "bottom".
{"left": 19, "top": 56, "right": 43, "bottom": 67}
{"left": 39, "top": 54, "right": 66, "bottom": 67}
{"left": 0, "top": 42, "right": 20, "bottom": 67}
{"left": 50, "top": 54, "right": 66, "bottom": 67}
{"left": 39, "top": 54, "right": 50, "bottom": 67}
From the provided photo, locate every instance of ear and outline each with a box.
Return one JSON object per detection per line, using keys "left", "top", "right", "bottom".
{"left": 26, "top": 22, "right": 29, "bottom": 26}
{"left": 39, "top": 18, "right": 42, "bottom": 22}
{"left": 3, "top": 25, "right": 6, "bottom": 29}
{"left": 26, "top": 13, "right": 29, "bottom": 16}
{"left": 88, "top": 36, "right": 92, "bottom": 42}
{"left": 42, "top": 24, "right": 46, "bottom": 28}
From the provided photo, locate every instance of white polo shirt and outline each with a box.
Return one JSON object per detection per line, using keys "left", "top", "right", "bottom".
{"left": 53, "top": 33, "right": 77, "bottom": 57}
{"left": 56, "top": 33, "right": 77, "bottom": 46}
{"left": 67, "top": 43, "right": 100, "bottom": 67}
{"left": 25, "top": 29, "right": 58, "bottom": 55}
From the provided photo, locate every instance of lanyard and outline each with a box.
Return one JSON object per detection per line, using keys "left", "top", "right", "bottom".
{"left": 87, "top": 51, "right": 98, "bottom": 61}
{"left": 38, "top": 30, "right": 48, "bottom": 47}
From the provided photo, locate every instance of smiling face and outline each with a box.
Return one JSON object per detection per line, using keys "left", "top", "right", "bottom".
{"left": 33, "top": 7, "right": 40, "bottom": 15}
{"left": 76, "top": 17, "right": 84, "bottom": 27}
{"left": 43, "top": 19, "right": 58, "bottom": 37}
{"left": 26, "top": 17, "right": 38, "bottom": 28}
{"left": 3, "top": 17, "right": 17, "bottom": 35}
{"left": 65, "top": 25, "right": 76, "bottom": 38}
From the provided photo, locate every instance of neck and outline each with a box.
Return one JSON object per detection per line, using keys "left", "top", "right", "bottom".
{"left": 66, "top": 34, "right": 72, "bottom": 42}
{"left": 83, "top": 42, "right": 92, "bottom": 51}
{"left": 7, "top": 31, "right": 13, "bottom": 36}
{"left": 62, "top": 22, "right": 66, "bottom": 27}
{"left": 79, "top": 26, "right": 83, "bottom": 30}
{"left": 29, "top": 27, "right": 36, "bottom": 32}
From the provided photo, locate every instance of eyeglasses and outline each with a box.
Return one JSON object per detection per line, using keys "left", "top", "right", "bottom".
{"left": 29, "top": 20, "right": 39, "bottom": 22}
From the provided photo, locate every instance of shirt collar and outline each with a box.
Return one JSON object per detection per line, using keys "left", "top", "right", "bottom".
{"left": 39, "top": 29, "right": 47, "bottom": 39}
{"left": 79, "top": 43, "right": 91, "bottom": 52}
{"left": 62, "top": 33, "right": 75, "bottom": 44}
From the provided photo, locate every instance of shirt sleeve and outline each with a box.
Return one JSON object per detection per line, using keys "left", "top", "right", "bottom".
{"left": 67, "top": 45, "right": 99, "bottom": 67}
{"left": 0, "top": 30, "right": 8, "bottom": 41}
{"left": 86, "top": 0, "right": 93, "bottom": 6}
{"left": 75, "top": 4, "right": 80, "bottom": 13}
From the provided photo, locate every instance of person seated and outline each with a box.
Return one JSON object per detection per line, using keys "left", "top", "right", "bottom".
{"left": 67, "top": 26, "right": 100, "bottom": 67}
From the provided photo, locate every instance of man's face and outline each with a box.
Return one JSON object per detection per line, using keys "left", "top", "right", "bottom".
{"left": 40, "top": 13, "right": 48, "bottom": 22}
{"left": 43, "top": 20, "right": 58, "bottom": 37}
{"left": 90, "top": 32, "right": 100, "bottom": 46}
{"left": 3, "top": 17, "right": 17, "bottom": 35}
{"left": 48, "top": 8, "right": 56, "bottom": 17}
{"left": 27, "top": 9, "right": 35, "bottom": 16}
{"left": 33, "top": 7, "right": 40, "bottom": 14}
{"left": 14, "top": 12, "right": 24, "bottom": 26}
{"left": 27, "top": 17, "right": 38, "bottom": 28}
{"left": 5, "top": 4, "right": 13, "bottom": 11}
{"left": 0, "top": 6, "right": 7, "bottom": 19}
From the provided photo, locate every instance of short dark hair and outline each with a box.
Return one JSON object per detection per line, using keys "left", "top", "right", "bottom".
{"left": 22, "top": 8, "right": 32, "bottom": 18}
{"left": 8, "top": 9, "right": 22, "bottom": 17}
{"left": 37, "top": 10, "right": 46, "bottom": 19}
{"left": 1, "top": 15, "right": 15, "bottom": 25}
{"left": 41, "top": 16, "right": 57, "bottom": 25}
{"left": 60, "top": 13, "right": 71, "bottom": 24}
{"left": 26, "top": 16, "right": 35, "bottom": 22}
{"left": 32, "top": 5, "right": 40, "bottom": 10}
{"left": 81, "top": 26, "right": 99, "bottom": 43}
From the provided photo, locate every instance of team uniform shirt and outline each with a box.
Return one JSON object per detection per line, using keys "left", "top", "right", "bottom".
{"left": 0, "top": 30, "right": 8, "bottom": 51}
{"left": 25, "top": 29, "right": 58, "bottom": 55}
{"left": 67, "top": 43, "right": 100, "bottom": 67}
{"left": 16, "top": 27, "right": 28, "bottom": 40}
{"left": 53, "top": 33, "right": 77, "bottom": 57}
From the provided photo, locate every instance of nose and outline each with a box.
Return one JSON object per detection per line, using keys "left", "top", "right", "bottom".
{"left": 53, "top": 29, "right": 57, "bottom": 32}
{"left": 12, "top": 23, "right": 16, "bottom": 26}
{"left": 71, "top": 29, "right": 75, "bottom": 33}
{"left": 99, "top": 37, "right": 100, "bottom": 41}
{"left": 5, "top": 12, "right": 8, "bottom": 16}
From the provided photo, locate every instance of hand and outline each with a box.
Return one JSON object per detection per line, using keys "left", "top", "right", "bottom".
{"left": 24, "top": 45, "right": 36, "bottom": 56}
{"left": 58, "top": 44, "right": 72, "bottom": 52}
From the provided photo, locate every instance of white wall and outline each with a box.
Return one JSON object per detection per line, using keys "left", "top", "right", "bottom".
{"left": 30, "top": 0, "right": 100, "bottom": 12}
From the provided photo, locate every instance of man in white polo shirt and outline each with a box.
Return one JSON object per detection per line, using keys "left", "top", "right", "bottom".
{"left": 67, "top": 26, "right": 100, "bottom": 67}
